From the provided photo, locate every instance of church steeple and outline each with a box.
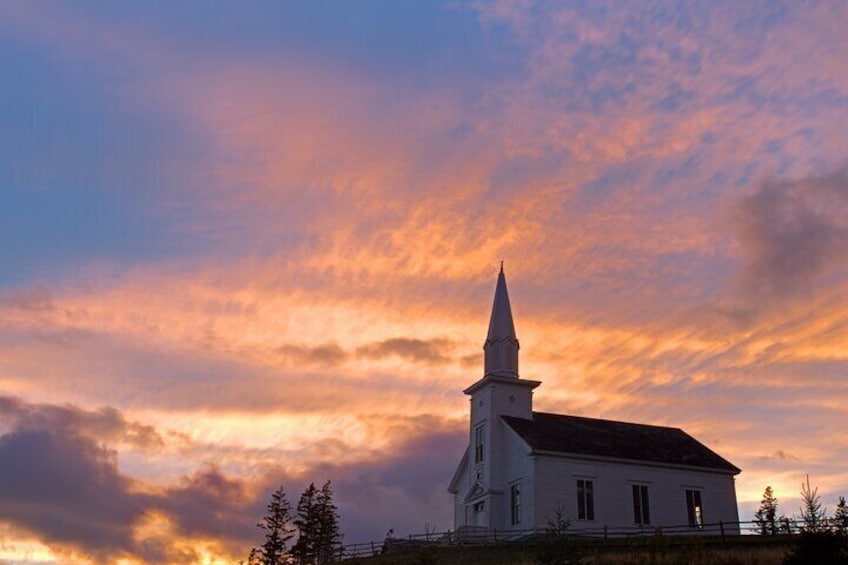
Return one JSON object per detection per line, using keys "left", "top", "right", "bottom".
{"left": 484, "top": 264, "right": 520, "bottom": 378}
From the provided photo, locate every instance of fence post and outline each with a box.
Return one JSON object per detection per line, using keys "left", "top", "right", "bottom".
{"left": 720, "top": 521, "right": 725, "bottom": 542}
{"left": 370, "top": 541, "right": 376, "bottom": 556}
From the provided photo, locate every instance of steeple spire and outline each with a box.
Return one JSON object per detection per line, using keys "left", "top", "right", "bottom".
{"left": 484, "top": 265, "right": 519, "bottom": 377}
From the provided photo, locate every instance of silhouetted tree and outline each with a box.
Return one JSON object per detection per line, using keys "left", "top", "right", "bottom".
{"left": 799, "top": 475, "right": 826, "bottom": 533}
{"left": 253, "top": 486, "right": 295, "bottom": 565}
{"left": 536, "top": 506, "right": 583, "bottom": 565}
{"left": 292, "top": 483, "right": 319, "bottom": 564}
{"left": 835, "top": 496, "right": 848, "bottom": 535}
{"left": 314, "top": 481, "right": 343, "bottom": 564}
{"left": 292, "top": 481, "right": 343, "bottom": 564}
{"left": 754, "top": 486, "right": 779, "bottom": 535}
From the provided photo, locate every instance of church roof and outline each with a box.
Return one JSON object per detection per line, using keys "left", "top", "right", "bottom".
{"left": 486, "top": 265, "right": 517, "bottom": 342}
{"left": 502, "top": 411, "right": 740, "bottom": 473}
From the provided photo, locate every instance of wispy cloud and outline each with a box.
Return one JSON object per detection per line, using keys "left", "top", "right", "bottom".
{"left": 357, "top": 337, "right": 455, "bottom": 365}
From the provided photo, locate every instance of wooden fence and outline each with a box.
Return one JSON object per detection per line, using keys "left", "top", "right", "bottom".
{"left": 338, "top": 518, "right": 843, "bottom": 560}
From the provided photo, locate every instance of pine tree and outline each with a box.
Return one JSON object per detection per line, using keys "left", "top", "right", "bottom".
{"left": 253, "top": 486, "right": 295, "bottom": 565}
{"left": 293, "top": 483, "right": 319, "bottom": 564}
{"left": 835, "top": 496, "right": 848, "bottom": 535}
{"left": 314, "top": 481, "right": 343, "bottom": 564}
{"left": 291, "top": 482, "right": 343, "bottom": 564}
{"left": 754, "top": 486, "right": 779, "bottom": 535}
{"left": 799, "top": 474, "right": 827, "bottom": 533}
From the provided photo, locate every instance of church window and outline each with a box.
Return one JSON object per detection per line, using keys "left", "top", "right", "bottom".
{"left": 632, "top": 484, "right": 650, "bottom": 525}
{"left": 473, "top": 501, "right": 485, "bottom": 513}
{"left": 474, "top": 423, "right": 485, "bottom": 463}
{"left": 576, "top": 479, "right": 595, "bottom": 520}
{"left": 510, "top": 481, "right": 522, "bottom": 525}
{"left": 686, "top": 489, "right": 703, "bottom": 527}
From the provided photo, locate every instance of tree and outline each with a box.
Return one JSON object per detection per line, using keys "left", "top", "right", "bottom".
{"left": 536, "top": 506, "right": 583, "bottom": 565}
{"left": 292, "top": 481, "right": 343, "bottom": 564}
{"left": 314, "top": 481, "right": 343, "bottom": 564}
{"left": 253, "top": 486, "right": 296, "bottom": 565}
{"left": 754, "top": 486, "right": 779, "bottom": 535}
{"left": 292, "top": 483, "right": 319, "bottom": 564}
{"left": 799, "top": 474, "right": 827, "bottom": 533}
{"left": 834, "top": 496, "right": 848, "bottom": 536}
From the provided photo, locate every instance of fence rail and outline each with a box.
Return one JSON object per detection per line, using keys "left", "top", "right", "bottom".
{"left": 339, "top": 519, "right": 843, "bottom": 560}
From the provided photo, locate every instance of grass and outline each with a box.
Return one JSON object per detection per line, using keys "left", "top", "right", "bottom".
{"left": 350, "top": 535, "right": 794, "bottom": 565}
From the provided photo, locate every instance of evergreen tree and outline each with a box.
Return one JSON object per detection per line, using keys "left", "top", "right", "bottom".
{"left": 754, "top": 486, "right": 779, "bottom": 535}
{"left": 292, "top": 481, "right": 343, "bottom": 564}
{"left": 254, "top": 486, "right": 295, "bottom": 565}
{"left": 835, "top": 496, "right": 848, "bottom": 535}
{"left": 314, "top": 481, "right": 343, "bottom": 564}
{"left": 799, "top": 474, "right": 827, "bottom": 533}
{"left": 292, "top": 483, "right": 319, "bottom": 564}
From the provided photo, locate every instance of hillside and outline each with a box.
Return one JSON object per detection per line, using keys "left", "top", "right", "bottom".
{"left": 352, "top": 535, "right": 794, "bottom": 565}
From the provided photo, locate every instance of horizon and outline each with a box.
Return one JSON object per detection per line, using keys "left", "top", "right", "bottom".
{"left": 1, "top": 1, "right": 847, "bottom": 563}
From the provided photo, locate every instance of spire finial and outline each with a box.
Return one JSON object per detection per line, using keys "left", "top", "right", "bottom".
{"left": 500, "top": 260, "right": 504, "bottom": 274}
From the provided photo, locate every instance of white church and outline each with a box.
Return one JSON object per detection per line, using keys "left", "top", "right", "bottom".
{"left": 449, "top": 268, "right": 741, "bottom": 535}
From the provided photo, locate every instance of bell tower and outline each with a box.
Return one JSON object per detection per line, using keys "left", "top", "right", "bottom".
{"left": 460, "top": 265, "right": 541, "bottom": 530}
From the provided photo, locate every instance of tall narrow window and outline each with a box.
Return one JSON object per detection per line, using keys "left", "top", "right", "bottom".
{"left": 474, "top": 423, "right": 485, "bottom": 463}
{"left": 686, "top": 489, "right": 703, "bottom": 527}
{"left": 632, "top": 484, "right": 650, "bottom": 525}
{"left": 576, "top": 479, "right": 595, "bottom": 520}
{"left": 510, "top": 481, "right": 522, "bottom": 525}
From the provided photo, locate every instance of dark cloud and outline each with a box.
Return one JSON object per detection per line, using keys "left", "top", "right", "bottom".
{"left": 304, "top": 421, "right": 466, "bottom": 542}
{"left": 356, "top": 337, "right": 454, "bottom": 365}
{"left": 277, "top": 342, "right": 348, "bottom": 366}
{"left": 731, "top": 165, "right": 848, "bottom": 303}
{"left": 0, "top": 396, "right": 467, "bottom": 559}
{"left": 0, "top": 395, "right": 163, "bottom": 450}
{"left": 158, "top": 468, "right": 257, "bottom": 546}
{"left": 0, "top": 398, "right": 258, "bottom": 562}
{"left": 0, "top": 429, "right": 141, "bottom": 559}
{"left": 759, "top": 449, "right": 799, "bottom": 462}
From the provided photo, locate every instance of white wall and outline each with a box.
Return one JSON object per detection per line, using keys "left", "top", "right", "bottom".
{"left": 533, "top": 454, "right": 740, "bottom": 534}
{"left": 456, "top": 377, "right": 535, "bottom": 531}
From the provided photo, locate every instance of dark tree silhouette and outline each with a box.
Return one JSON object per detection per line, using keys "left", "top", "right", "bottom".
{"left": 314, "top": 481, "right": 343, "bottom": 564}
{"left": 292, "top": 483, "right": 319, "bottom": 564}
{"left": 253, "top": 486, "right": 295, "bottom": 565}
{"left": 834, "top": 496, "right": 848, "bottom": 535}
{"left": 754, "top": 486, "right": 779, "bottom": 535}
{"left": 292, "top": 481, "right": 343, "bottom": 564}
{"left": 799, "top": 474, "right": 826, "bottom": 533}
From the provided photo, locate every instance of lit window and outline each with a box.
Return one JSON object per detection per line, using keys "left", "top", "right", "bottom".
{"left": 686, "top": 489, "right": 703, "bottom": 527}
{"left": 474, "top": 423, "right": 485, "bottom": 463}
{"left": 577, "top": 479, "right": 595, "bottom": 520}
{"left": 632, "top": 484, "right": 650, "bottom": 525}
{"left": 510, "top": 481, "right": 522, "bottom": 525}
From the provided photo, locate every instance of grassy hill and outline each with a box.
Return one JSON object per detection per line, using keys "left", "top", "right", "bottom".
{"left": 351, "top": 534, "right": 795, "bottom": 565}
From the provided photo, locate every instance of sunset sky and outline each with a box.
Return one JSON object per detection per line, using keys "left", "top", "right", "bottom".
{"left": 2, "top": 1, "right": 848, "bottom": 563}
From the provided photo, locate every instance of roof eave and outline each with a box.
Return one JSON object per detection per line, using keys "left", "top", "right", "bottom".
{"left": 463, "top": 375, "right": 541, "bottom": 396}
{"left": 447, "top": 447, "right": 470, "bottom": 493}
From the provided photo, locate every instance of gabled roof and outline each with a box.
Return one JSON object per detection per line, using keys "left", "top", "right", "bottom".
{"left": 447, "top": 447, "right": 469, "bottom": 494}
{"left": 502, "top": 411, "right": 740, "bottom": 474}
